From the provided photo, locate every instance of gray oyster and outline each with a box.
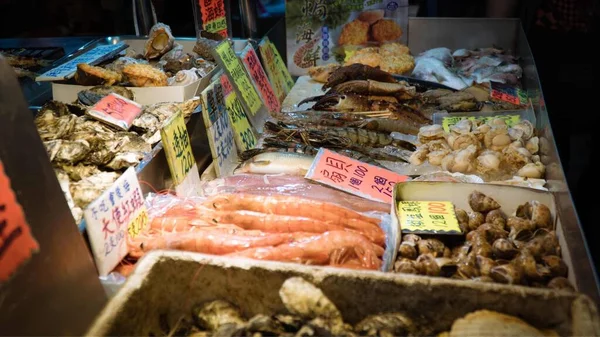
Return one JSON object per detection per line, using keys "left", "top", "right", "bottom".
{"left": 51, "top": 140, "right": 91, "bottom": 163}
{"left": 36, "top": 113, "right": 78, "bottom": 141}
{"left": 105, "top": 152, "right": 144, "bottom": 170}
{"left": 132, "top": 112, "right": 160, "bottom": 134}
{"left": 55, "top": 170, "right": 83, "bottom": 223}
{"left": 279, "top": 277, "right": 341, "bottom": 321}
{"left": 144, "top": 97, "right": 201, "bottom": 122}
{"left": 70, "top": 172, "right": 120, "bottom": 209}
{"left": 60, "top": 163, "right": 101, "bottom": 181}
{"left": 44, "top": 140, "right": 62, "bottom": 161}
{"left": 116, "top": 132, "right": 152, "bottom": 153}
{"left": 83, "top": 143, "right": 117, "bottom": 166}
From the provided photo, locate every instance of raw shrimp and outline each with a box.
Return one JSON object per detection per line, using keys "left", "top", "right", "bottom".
{"left": 228, "top": 231, "right": 384, "bottom": 270}
{"left": 128, "top": 230, "right": 314, "bottom": 258}
{"left": 205, "top": 193, "right": 380, "bottom": 226}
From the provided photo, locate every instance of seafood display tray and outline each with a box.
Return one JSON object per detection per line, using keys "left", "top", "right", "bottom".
{"left": 51, "top": 38, "right": 220, "bottom": 106}
{"left": 86, "top": 251, "right": 599, "bottom": 336}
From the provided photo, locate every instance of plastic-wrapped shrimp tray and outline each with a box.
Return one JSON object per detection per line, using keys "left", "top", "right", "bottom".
{"left": 86, "top": 251, "right": 599, "bottom": 336}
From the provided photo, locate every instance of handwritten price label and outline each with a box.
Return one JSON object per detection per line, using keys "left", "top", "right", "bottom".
{"left": 397, "top": 201, "right": 462, "bottom": 235}
{"left": 305, "top": 148, "right": 408, "bottom": 203}
{"left": 83, "top": 167, "right": 147, "bottom": 276}
{"left": 442, "top": 114, "right": 521, "bottom": 132}
{"left": 241, "top": 44, "right": 281, "bottom": 113}
{"left": 214, "top": 41, "right": 262, "bottom": 116}
{"left": 199, "top": 0, "right": 228, "bottom": 37}
{"left": 88, "top": 93, "right": 143, "bottom": 130}
{"left": 161, "top": 111, "right": 196, "bottom": 186}
{"left": 490, "top": 82, "right": 528, "bottom": 106}
{"left": 0, "top": 161, "right": 39, "bottom": 282}
{"left": 259, "top": 37, "right": 294, "bottom": 102}
{"left": 128, "top": 208, "right": 148, "bottom": 239}
{"left": 220, "top": 75, "right": 257, "bottom": 152}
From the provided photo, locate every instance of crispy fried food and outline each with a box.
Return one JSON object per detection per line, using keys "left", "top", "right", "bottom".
{"left": 380, "top": 43, "right": 410, "bottom": 56}
{"left": 344, "top": 51, "right": 381, "bottom": 68}
{"left": 371, "top": 19, "right": 403, "bottom": 42}
{"left": 74, "top": 63, "right": 122, "bottom": 86}
{"left": 357, "top": 10, "right": 384, "bottom": 25}
{"left": 338, "top": 20, "right": 370, "bottom": 46}
{"left": 381, "top": 54, "right": 415, "bottom": 74}
{"left": 122, "top": 64, "right": 168, "bottom": 87}
{"left": 307, "top": 64, "right": 341, "bottom": 83}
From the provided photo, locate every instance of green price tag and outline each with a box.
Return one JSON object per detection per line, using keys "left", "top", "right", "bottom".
{"left": 442, "top": 115, "right": 522, "bottom": 132}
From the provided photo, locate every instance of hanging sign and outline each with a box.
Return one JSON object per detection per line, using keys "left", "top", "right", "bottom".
{"left": 0, "top": 161, "right": 39, "bottom": 282}
{"left": 240, "top": 44, "right": 281, "bottom": 113}
{"left": 83, "top": 167, "right": 148, "bottom": 276}
{"left": 160, "top": 110, "right": 202, "bottom": 196}
{"left": 397, "top": 201, "right": 462, "bottom": 235}
{"left": 219, "top": 75, "right": 257, "bottom": 152}
{"left": 199, "top": 0, "right": 228, "bottom": 37}
{"left": 201, "top": 82, "right": 239, "bottom": 177}
{"left": 305, "top": 148, "right": 409, "bottom": 203}
{"left": 36, "top": 42, "right": 127, "bottom": 81}
{"left": 88, "top": 93, "right": 143, "bottom": 130}
{"left": 259, "top": 37, "right": 294, "bottom": 102}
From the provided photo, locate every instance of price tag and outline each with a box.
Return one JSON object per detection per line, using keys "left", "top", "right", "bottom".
{"left": 199, "top": 0, "right": 228, "bottom": 37}
{"left": 36, "top": 42, "right": 128, "bottom": 81}
{"left": 240, "top": 44, "right": 281, "bottom": 113}
{"left": 161, "top": 111, "right": 196, "bottom": 185}
{"left": 83, "top": 167, "right": 148, "bottom": 276}
{"left": 259, "top": 37, "right": 294, "bottom": 102}
{"left": 201, "top": 82, "right": 239, "bottom": 177}
{"left": 397, "top": 201, "right": 462, "bottom": 235}
{"left": 213, "top": 41, "right": 263, "bottom": 116}
{"left": 490, "top": 82, "right": 528, "bottom": 106}
{"left": 220, "top": 75, "right": 257, "bottom": 152}
{"left": 88, "top": 93, "right": 143, "bottom": 131}
{"left": 442, "top": 114, "right": 521, "bottom": 132}
{"left": 0, "top": 161, "right": 39, "bottom": 282}
{"left": 305, "top": 148, "right": 409, "bottom": 203}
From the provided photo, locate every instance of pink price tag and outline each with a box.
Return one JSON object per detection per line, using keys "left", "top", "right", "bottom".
{"left": 89, "top": 93, "right": 143, "bottom": 130}
{"left": 220, "top": 74, "right": 234, "bottom": 97}
{"left": 305, "top": 148, "right": 409, "bottom": 203}
{"left": 241, "top": 47, "right": 281, "bottom": 113}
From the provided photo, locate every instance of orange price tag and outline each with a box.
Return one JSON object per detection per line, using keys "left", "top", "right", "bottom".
{"left": 241, "top": 45, "right": 281, "bottom": 113}
{"left": 305, "top": 148, "right": 408, "bottom": 203}
{"left": 89, "top": 93, "right": 142, "bottom": 130}
{"left": 0, "top": 161, "right": 39, "bottom": 282}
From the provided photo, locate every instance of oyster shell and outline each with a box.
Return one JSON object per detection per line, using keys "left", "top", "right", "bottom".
{"left": 36, "top": 113, "right": 77, "bottom": 141}
{"left": 105, "top": 152, "right": 144, "bottom": 170}
{"left": 446, "top": 310, "right": 547, "bottom": 337}
{"left": 144, "top": 23, "right": 175, "bottom": 59}
{"left": 70, "top": 172, "right": 119, "bottom": 209}
{"left": 355, "top": 313, "right": 415, "bottom": 337}
{"left": 51, "top": 139, "right": 91, "bottom": 163}
{"left": 193, "top": 300, "right": 245, "bottom": 331}
{"left": 160, "top": 44, "right": 196, "bottom": 74}
{"left": 122, "top": 64, "right": 168, "bottom": 87}
{"left": 193, "top": 37, "right": 221, "bottom": 61}
{"left": 279, "top": 277, "right": 341, "bottom": 321}
{"left": 56, "top": 170, "right": 83, "bottom": 223}
{"left": 60, "top": 163, "right": 101, "bottom": 181}
{"left": 74, "top": 63, "right": 122, "bottom": 86}
{"left": 168, "top": 69, "right": 200, "bottom": 86}
{"left": 104, "top": 56, "right": 149, "bottom": 74}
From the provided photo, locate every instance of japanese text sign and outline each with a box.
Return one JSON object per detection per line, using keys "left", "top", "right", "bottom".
{"left": 214, "top": 41, "right": 262, "bottom": 116}
{"left": 220, "top": 75, "right": 257, "bottom": 152}
{"left": 201, "top": 82, "right": 239, "bottom": 177}
{"left": 305, "top": 148, "right": 408, "bottom": 203}
{"left": 199, "top": 0, "right": 228, "bottom": 37}
{"left": 397, "top": 201, "right": 462, "bottom": 235}
{"left": 89, "top": 93, "right": 143, "bottom": 131}
{"left": 241, "top": 44, "right": 281, "bottom": 113}
{"left": 490, "top": 82, "right": 528, "bottom": 106}
{"left": 36, "top": 42, "right": 127, "bottom": 81}
{"left": 161, "top": 110, "right": 197, "bottom": 186}
{"left": 259, "top": 37, "right": 294, "bottom": 102}
{"left": 0, "top": 161, "right": 39, "bottom": 282}
{"left": 442, "top": 115, "right": 521, "bottom": 132}
{"left": 83, "top": 167, "right": 148, "bottom": 276}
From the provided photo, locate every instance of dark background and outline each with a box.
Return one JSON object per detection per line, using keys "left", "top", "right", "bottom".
{"left": 0, "top": 0, "right": 598, "bottom": 269}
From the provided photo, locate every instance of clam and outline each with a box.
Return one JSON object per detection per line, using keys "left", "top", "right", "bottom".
{"left": 468, "top": 191, "right": 501, "bottom": 212}
{"left": 511, "top": 120, "right": 534, "bottom": 140}
{"left": 517, "top": 162, "right": 545, "bottom": 179}
{"left": 502, "top": 145, "right": 532, "bottom": 171}
{"left": 409, "top": 146, "right": 429, "bottom": 165}
{"left": 484, "top": 127, "right": 511, "bottom": 151}
{"left": 449, "top": 119, "right": 473, "bottom": 135}
{"left": 475, "top": 150, "right": 502, "bottom": 176}
{"left": 525, "top": 136, "right": 540, "bottom": 154}
{"left": 427, "top": 139, "right": 451, "bottom": 152}
{"left": 487, "top": 118, "right": 508, "bottom": 129}
{"left": 467, "top": 211, "right": 485, "bottom": 231}
{"left": 394, "top": 258, "right": 419, "bottom": 274}
{"left": 398, "top": 241, "right": 417, "bottom": 260}
{"left": 418, "top": 124, "right": 445, "bottom": 143}
{"left": 492, "top": 238, "right": 518, "bottom": 259}
{"left": 541, "top": 255, "right": 568, "bottom": 277}
{"left": 490, "top": 263, "right": 522, "bottom": 284}
{"left": 427, "top": 149, "right": 451, "bottom": 166}
{"left": 450, "top": 133, "right": 479, "bottom": 151}
{"left": 417, "top": 238, "right": 446, "bottom": 257}
{"left": 144, "top": 23, "right": 175, "bottom": 59}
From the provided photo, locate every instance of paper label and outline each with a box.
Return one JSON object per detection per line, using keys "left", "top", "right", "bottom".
{"left": 397, "top": 201, "right": 462, "bottom": 235}
{"left": 442, "top": 114, "right": 521, "bottom": 132}
{"left": 201, "top": 82, "right": 239, "bottom": 177}
{"left": 214, "top": 42, "right": 262, "bottom": 115}
{"left": 36, "top": 42, "right": 127, "bottom": 81}
{"left": 88, "top": 93, "right": 143, "bottom": 131}
{"left": 160, "top": 110, "right": 197, "bottom": 186}
{"left": 305, "top": 148, "right": 408, "bottom": 203}
{"left": 241, "top": 44, "right": 281, "bottom": 113}
{"left": 490, "top": 82, "right": 528, "bottom": 106}
{"left": 0, "top": 161, "right": 39, "bottom": 282}
{"left": 259, "top": 37, "right": 294, "bottom": 101}
{"left": 220, "top": 75, "right": 257, "bottom": 152}
{"left": 199, "top": 0, "right": 228, "bottom": 37}
{"left": 83, "top": 167, "right": 148, "bottom": 276}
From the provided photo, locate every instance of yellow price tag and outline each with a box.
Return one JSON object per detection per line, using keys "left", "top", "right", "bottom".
{"left": 160, "top": 111, "right": 195, "bottom": 185}
{"left": 204, "top": 16, "right": 227, "bottom": 33}
{"left": 442, "top": 115, "right": 521, "bottom": 132}
{"left": 267, "top": 41, "right": 294, "bottom": 92}
{"left": 215, "top": 42, "right": 262, "bottom": 115}
{"left": 397, "top": 201, "right": 462, "bottom": 234}
{"left": 225, "top": 92, "right": 257, "bottom": 152}
{"left": 128, "top": 208, "right": 148, "bottom": 239}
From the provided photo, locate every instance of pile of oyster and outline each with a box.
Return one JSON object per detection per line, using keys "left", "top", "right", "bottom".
{"left": 410, "top": 118, "right": 543, "bottom": 181}
{"left": 394, "top": 191, "right": 572, "bottom": 290}
{"left": 166, "top": 277, "right": 553, "bottom": 337}
{"left": 36, "top": 97, "right": 200, "bottom": 222}
{"left": 73, "top": 23, "right": 216, "bottom": 88}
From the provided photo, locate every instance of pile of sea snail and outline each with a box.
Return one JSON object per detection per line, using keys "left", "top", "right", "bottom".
{"left": 394, "top": 191, "right": 573, "bottom": 290}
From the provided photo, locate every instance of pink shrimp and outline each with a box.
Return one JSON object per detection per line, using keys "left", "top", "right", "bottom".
{"left": 205, "top": 193, "right": 380, "bottom": 226}
{"left": 227, "top": 231, "right": 384, "bottom": 270}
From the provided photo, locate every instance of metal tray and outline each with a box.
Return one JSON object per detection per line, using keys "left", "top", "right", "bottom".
{"left": 86, "top": 251, "right": 600, "bottom": 336}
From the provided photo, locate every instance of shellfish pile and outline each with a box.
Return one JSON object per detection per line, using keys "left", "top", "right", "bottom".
{"left": 410, "top": 118, "right": 543, "bottom": 181}
{"left": 394, "top": 191, "right": 571, "bottom": 290}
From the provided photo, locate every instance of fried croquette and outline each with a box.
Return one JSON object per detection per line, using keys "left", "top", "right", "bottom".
{"left": 380, "top": 54, "right": 415, "bottom": 74}
{"left": 371, "top": 19, "right": 403, "bottom": 42}
{"left": 75, "top": 63, "right": 122, "bottom": 86}
{"left": 344, "top": 51, "right": 382, "bottom": 68}
{"left": 338, "top": 20, "right": 370, "bottom": 45}
{"left": 380, "top": 42, "right": 410, "bottom": 56}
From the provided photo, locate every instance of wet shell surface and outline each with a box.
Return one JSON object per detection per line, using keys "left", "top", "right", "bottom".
{"left": 168, "top": 69, "right": 200, "bottom": 86}
{"left": 122, "top": 64, "right": 169, "bottom": 87}
{"left": 144, "top": 23, "right": 175, "bottom": 59}
{"left": 446, "top": 310, "right": 548, "bottom": 337}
